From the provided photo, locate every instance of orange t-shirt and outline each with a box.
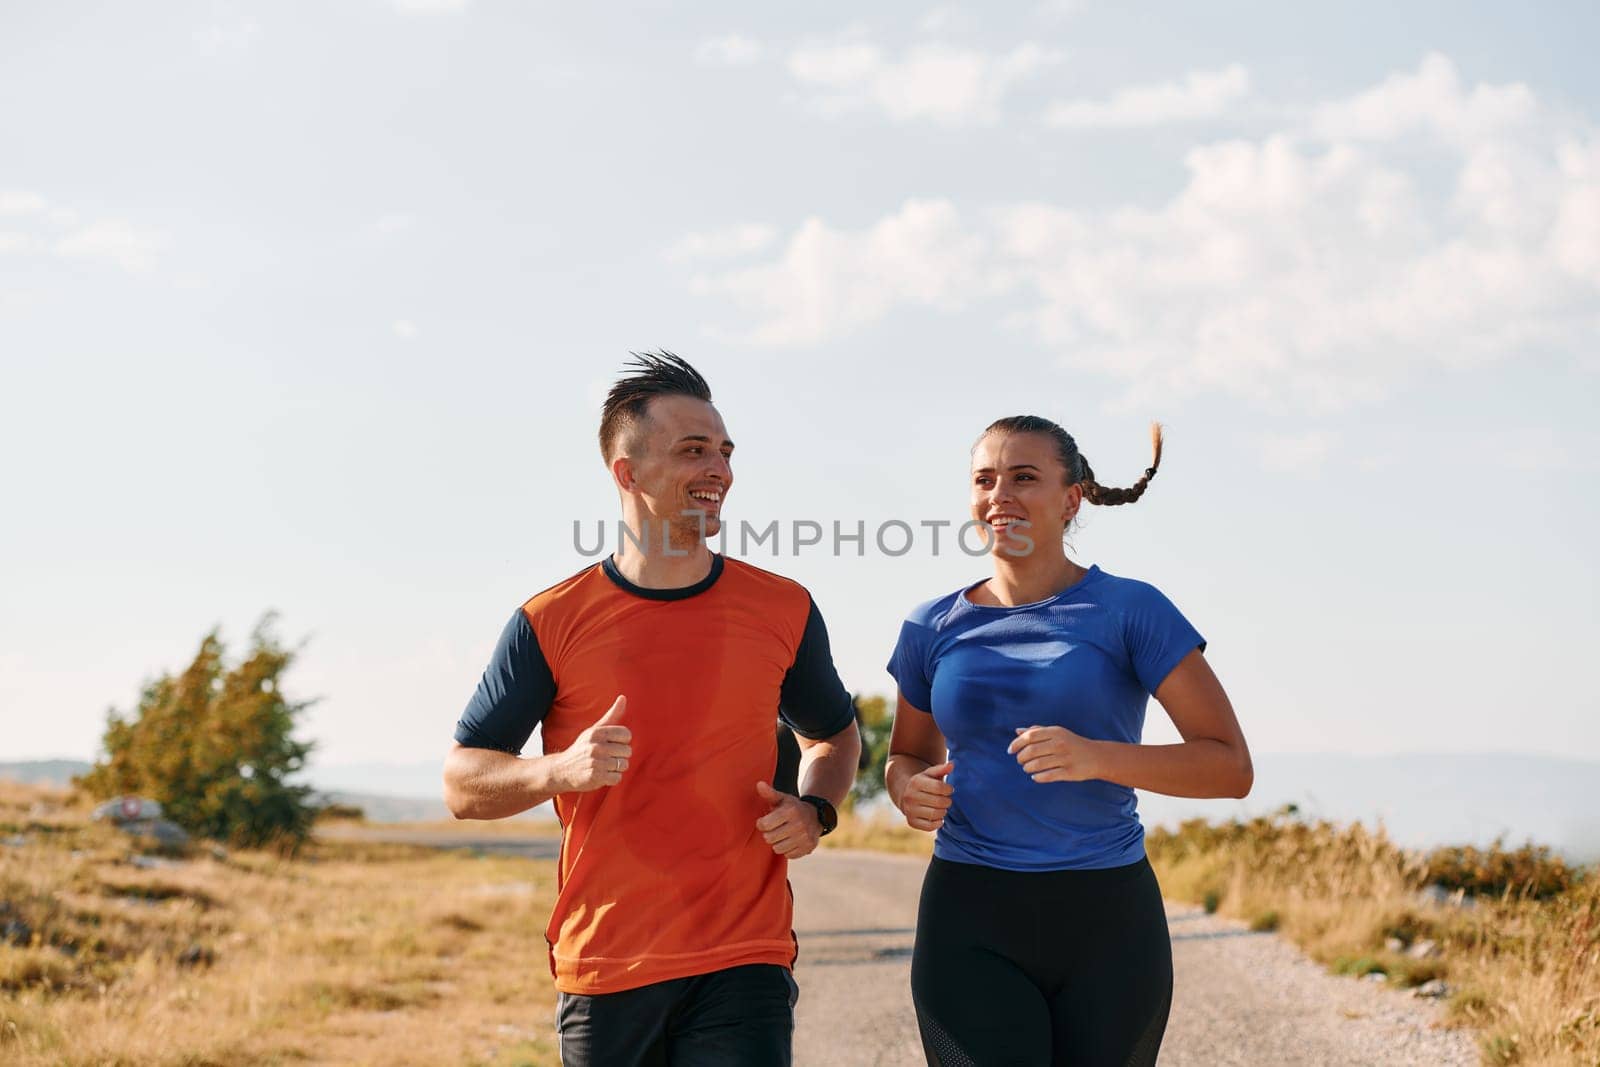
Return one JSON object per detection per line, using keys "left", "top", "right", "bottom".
{"left": 454, "top": 554, "right": 855, "bottom": 994}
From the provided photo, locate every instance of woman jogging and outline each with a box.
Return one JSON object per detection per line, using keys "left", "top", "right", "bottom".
{"left": 886, "top": 416, "right": 1253, "bottom": 1067}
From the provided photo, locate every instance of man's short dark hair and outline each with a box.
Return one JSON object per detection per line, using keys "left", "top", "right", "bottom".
{"left": 599, "top": 350, "right": 713, "bottom": 461}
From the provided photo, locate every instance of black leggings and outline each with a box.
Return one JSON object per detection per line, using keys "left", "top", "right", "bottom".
{"left": 911, "top": 856, "right": 1172, "bottom": 1067}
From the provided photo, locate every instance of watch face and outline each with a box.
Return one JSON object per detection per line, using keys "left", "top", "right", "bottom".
{"left": 805, "top": 796, "right": 838, "bottom": 833}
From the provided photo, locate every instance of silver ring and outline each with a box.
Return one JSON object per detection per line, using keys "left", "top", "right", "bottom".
{"left": 614, "top": 757, "right": 622, "bottom": 773}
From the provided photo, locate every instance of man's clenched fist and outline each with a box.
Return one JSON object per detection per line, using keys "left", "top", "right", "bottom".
{"left": 555, "top": 695, "right": 631, "bottom": 792}
{"left": 754, "top": 780, "right": 823, "bottom": 860}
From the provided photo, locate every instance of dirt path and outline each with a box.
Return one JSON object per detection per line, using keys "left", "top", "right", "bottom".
{"left": 790, "top": 849, "right": 926, "bottom": 1065}
{"left": 789, "top": 850, "right": 1477, "bottom": 1066}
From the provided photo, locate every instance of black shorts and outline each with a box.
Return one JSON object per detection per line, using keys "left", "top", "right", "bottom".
{"left": 556, "top": 962, "right": 798, "bottom": 1067}
{"left": 911, "top": 855, "right": 1172, "bottom": 1066}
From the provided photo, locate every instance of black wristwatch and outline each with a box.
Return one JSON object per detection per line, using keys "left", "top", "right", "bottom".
{"left": 799, "top": 795, "right": 838, "bottom": 837}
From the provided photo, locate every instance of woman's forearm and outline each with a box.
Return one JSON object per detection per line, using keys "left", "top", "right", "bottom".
{"left": 1089, "top": 737, "right": 1252, "bottom": 799}
{"left": 885, "top": 753, "right": 933, "bottom": 811}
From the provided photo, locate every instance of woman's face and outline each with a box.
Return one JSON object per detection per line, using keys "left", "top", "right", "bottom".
{"left": 970, "top": 431, "right": 1082, "bottom": 557}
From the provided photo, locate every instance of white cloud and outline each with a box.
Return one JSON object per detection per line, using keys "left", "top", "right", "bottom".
{"left": 193, "top": 19, "right": 260, "bottom": 56}
{"left": 0, "top": 190, "right": 48, "bottom": 216}
{"left": 2, "top": 193, "right": 167, "bottom": 273}
{"left": 391, "top": 0, "right": 469, "bottom": 13}
{"left": 664, "top": 224, "right": 776, "bottom": 263}
{"left": 1312, "top": 53, "right": 1535, "bottom": 146}
{"left": 997, "top": 114, "right": 1600, "bottom": 410}
{"left": 1045, "top": 65, "right": 1251, "bottom": 128}
{"left": 54, "top": 221, "right": 169, "bottom": 273}
{"left": 1550, "top": 139, "right": 1600, "bottom": 286}
{"left": 1259, "top": 430, "right": 1338, "bottom": 472}
{"left": 789, "top": 43, "right": 880, "bottom": 87}
{"left": 695, "top": 34, "right": 762, "bottom": 67}
{"left": 692, "top": 200, "right": 989, "bottom": 345}
{"left": 0, "top": 192, "right": 80, "bottom": 229}
{"left": 393, "top": 319, "right": 419, "bottom": 340}
{"left": 693, "top": 55, "right": 1600, "bottom": 410}
{"left": 787, "top": 41, "right": 1060, "bottom": 124}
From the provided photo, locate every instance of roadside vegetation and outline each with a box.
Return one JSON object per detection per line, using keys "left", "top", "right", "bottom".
{"left": 1145, "top": 811, "right": 1598, "bottom": 1067}
{"left": 821, "top": 810, "right": 934, "bottom": 856}
{"left": 824, "top": 801, "right": 1596, "bottom": 1065}
{"left": 0, "top": 781, "right": 561, "bottom": 1066}
{"left": 76, "top": 616, "right": 321, "bottom": 850}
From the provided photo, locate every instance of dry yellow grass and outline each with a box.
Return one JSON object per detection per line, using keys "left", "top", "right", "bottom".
{"left": 316, "top": 817, "right": 563, "bottom": 841}
{"left": 1146, "top": 816, "right": 1600, "bottom": 1067}
{"left": 822, "top": 810, "right": 933, "bottom": 857}
{"left": 1, "top": 782, "right": 562, "bottom": 1066}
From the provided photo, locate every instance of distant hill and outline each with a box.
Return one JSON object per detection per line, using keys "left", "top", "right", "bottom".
{"left": 6, "top": 753, "right": 1595, "bottom": 855}
{"left": 312, "top": 792, "right": 456, "bottom": 823}
{"left": 1136, "top": 752, "right": 1600, "bottom": 862}
{"left": 0, "top": 759, "right": 93, "bottom": 786}
{"left": 299, "top": 759, "right": 454, "bottom": 800}
{"left": 0, "top": 758, "right": 553, "bottom": 824}
{"left": 296, "top": 758, "right": 555, "bottom": 822}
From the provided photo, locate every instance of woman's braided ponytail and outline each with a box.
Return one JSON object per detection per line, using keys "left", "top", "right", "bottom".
{"left": 979, "top": 417, "right": 1164, "bottom": 506}
{"left": 1080, "top": 422, "right": 1163, "bottom": 506}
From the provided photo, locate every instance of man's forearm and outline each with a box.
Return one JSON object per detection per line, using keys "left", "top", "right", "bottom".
{"left": 443, "top": 747, "right": 568, "bottom": 819}
{"left": 796, "top": 727, "right": 862, "bottom": 807}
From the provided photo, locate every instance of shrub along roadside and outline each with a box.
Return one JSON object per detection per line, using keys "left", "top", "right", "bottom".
{"left": 75, "top": 615, "right": 319, "bottom": 851}
{"left": 1144, "top": 813, "right": 1599, "bottom": 1067}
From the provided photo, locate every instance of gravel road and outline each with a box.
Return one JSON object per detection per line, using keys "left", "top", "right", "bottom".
{"left": 790, "top": 849, "right": 927, "bottom": 1065}
{"left": 790, "top": 849, "right": 1478, "bottom": 1067}
{"left": 328, "top": 830, "right": 1478, "bottom": 1065}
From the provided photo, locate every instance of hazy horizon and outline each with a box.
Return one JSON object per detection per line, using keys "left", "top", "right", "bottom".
{"left": 9, "top": 749, "right": 1598, "bottom": 861}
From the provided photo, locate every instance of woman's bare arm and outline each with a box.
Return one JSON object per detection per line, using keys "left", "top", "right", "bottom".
{"left": 886, "top": 692, "right": 956, "bottom": 831}
{"left": 1011, "top": 650, "right": 1252, "bottom": 798}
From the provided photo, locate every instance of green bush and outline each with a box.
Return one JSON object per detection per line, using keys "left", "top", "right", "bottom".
{"left": 76, "top": 615, "right": 317, "bottom": 850}
{"left": 850, "top": 694, "right": 893, "bottom": 806}
{"left": 1423, "top": 841, "right": 1578, "bottom": 900}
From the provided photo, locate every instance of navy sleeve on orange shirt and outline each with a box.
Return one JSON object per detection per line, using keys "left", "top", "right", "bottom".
{"left": 778, "top": 597, "right": 856, "bottom": 740}
{"left": 454, "top": 609, "right": 556, "bottom": 754}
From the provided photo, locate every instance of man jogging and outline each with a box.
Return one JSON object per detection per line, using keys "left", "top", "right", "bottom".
{"left": 443, "top": 351, "right": 861, "bottom": 1066}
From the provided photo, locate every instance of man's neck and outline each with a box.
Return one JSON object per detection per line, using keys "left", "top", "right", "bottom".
{"left": 610, "top": 542, "right": 715, "bottom": 590}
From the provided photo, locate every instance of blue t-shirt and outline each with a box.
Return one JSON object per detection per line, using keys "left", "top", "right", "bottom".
{"left": 886, "top": 564, "right": 1205, "bottom": 872}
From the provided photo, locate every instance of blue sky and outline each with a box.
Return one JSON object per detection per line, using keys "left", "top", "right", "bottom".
{"left": 2, "top": 1, "right": 1596, "bottom": 770}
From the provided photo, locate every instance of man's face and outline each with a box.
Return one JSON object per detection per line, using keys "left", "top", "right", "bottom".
{"left": 621, "top": 395, "right": 734, "bottom": 544}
